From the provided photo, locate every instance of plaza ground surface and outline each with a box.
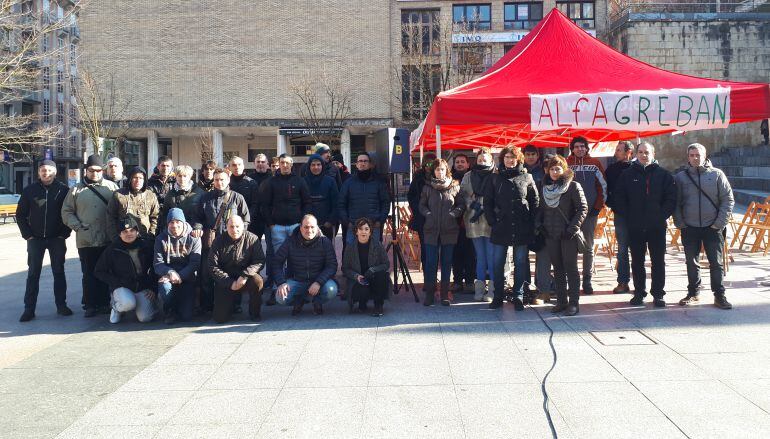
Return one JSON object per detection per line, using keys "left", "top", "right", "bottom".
{"left": 0, "top": 221, "right": 769, "bottom": 439}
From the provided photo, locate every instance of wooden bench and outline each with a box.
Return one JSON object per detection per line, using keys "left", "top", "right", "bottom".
{"left": 0, "top": 205, "right": 17, "bottom": 224}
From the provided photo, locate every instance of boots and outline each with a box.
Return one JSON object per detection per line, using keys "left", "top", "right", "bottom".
{"left": 582, "top": 276, "right": 594, "bottom": 295}
{"left": 613, "top": 282, "right": 630, "bottom": 294}
{"left": 440, "top": 281, "right": 451, "bottom": 306}
{"left": 423, "top": 283, "right": 435, "bottom": 306}
{"left": 473, "top": 280, "right": 486, "bottom": 301}
{"left": 714, "top": 294, "right": 732, "bottom": 310}
{"left": 564, "top": 302, "right": 579, "bottom": 316}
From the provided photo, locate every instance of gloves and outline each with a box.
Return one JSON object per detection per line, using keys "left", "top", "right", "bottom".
{"left": 469, "top": 201, "right": 483, "bottom": 223}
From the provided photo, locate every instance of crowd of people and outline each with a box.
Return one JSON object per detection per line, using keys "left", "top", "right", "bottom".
{"left": 14, "top": 138, "right": 735, "bottom": 324}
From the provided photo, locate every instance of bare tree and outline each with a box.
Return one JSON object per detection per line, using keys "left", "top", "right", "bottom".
{"left": 289, "top": 69, "right": 354, "bottom": 145}
{"left": 74, "top": 68, "right": 136, "bottom": 161}
{"left": 193, "top": 127, "right": 214, "bottom": 165}
{"left": 0, "top": 0, "right": 82, "bottom": 162}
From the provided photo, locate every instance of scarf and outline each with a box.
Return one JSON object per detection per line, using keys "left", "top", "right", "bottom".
{"left": 174, "top": 179, "right": 193, "bottom": 192}
{"left": 357, "top": 169, "right": 372, "bottom": 181}
{"left": 429, "top": 176, "right": 453, "bottom": 191}
{"left": 543, "top": 176, "right": 571, "bottom": 208}
{"left": 83, "top": 175, "right": 101, "bottom": 185}
{"left": 498, "top": 163, "right": 525, "bottom": 181}
{"left": 470, "top": 164, "right": 494, "bottom": 195}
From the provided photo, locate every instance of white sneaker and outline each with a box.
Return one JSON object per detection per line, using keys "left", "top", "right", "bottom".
{"left": 109, "top": 309, "right": 121, "bottom": 324}
{"left": 482, "top": 293, "right": 493, "bottom": 303}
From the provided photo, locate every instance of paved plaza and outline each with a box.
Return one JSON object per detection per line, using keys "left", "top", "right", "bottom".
{"left": 0, "top": 222, "right": 769, "bottom": 439}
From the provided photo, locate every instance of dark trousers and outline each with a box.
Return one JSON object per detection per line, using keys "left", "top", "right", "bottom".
{"left": 213, "top": 275, "right": 264, "bottom": 323}
{"left": 546, "top": 237, "right": 580, "bottom": 305}
{"left": 158, "top": 280, "right": 196, "bottom": 321}
{"left": 452, "top": 227, "right": 476, "bottom": 285}
{"left": 350, "top": 270, "right": 388, "bottom": 307}
{"left": 78, "top": 246, "right": 109, "bottom": 309}
{"left": 25, "top": 237, "right": 68, "bottom": 311}
{"left": 629, "top": 227, "right": 667, "bottom": 298}
{"left": 320, "top": 222, "right": 337, "bottom": 241}
{"left": 200, "top": 247, "right": 213, "bottom": 312}
{"left": 682, "top": 226, "right": 726, "bottom": 295}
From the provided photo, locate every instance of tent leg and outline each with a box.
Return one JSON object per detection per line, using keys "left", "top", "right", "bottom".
{"left": 420, "top": 143, "right": 424, "bottom": 164}
{"left": 436, "top": 125, "right": 442, "bottom": 158}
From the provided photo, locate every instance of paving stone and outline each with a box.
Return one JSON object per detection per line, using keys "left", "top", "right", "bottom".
{"left": 167, "top": 389, "right": 279, "bottom": 425}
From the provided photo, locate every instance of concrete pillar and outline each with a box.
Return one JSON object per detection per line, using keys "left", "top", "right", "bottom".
{"left": 212, "top": 129, "right": 223, "bottom": 166}
{"left": 340, "top": 128, "right": 351, "bottom": 167}
{"left": 147, "top": 130, "right": 158, "bottom": 171}
{"left": 277, "top": 133, "right": 288, "bottom": 156}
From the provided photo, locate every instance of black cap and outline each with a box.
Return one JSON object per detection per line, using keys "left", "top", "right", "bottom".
{"left": 119, "top": 216, "right": 139, "bottom": 231}
{"left": 39, "top": 159, "right": 56, "bottom": 168}
{"left": 85, "top": 154, "right": 104, "bottom": 169}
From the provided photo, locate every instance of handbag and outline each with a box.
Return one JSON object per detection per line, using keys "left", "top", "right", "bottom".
{"left": 555, "top": 206, "right": 589, "bottom": 253}
{"left": 203, "top": 192, "right": 231, "bottom": 248}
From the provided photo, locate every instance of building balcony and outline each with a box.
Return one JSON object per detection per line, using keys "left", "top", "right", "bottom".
{"left": 21, "top": 90, "right": 41, "bottom": 104}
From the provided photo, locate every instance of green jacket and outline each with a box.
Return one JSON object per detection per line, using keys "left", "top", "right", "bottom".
{"left": 61, "top": 179, "right": 119, "bottom": 248}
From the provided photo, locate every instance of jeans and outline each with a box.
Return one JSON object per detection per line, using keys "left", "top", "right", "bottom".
{"left": 471, "top": 237, "right": 494, "bottom": 282}
{"left": 524, "top": 247, "right": 554, "bottom": 292}
{"left": 452, "top": 228, "right": 475, "bottom": 284}
{"left": 614, "top": 215, "right": 631, "bottom": 284}
{"left": 271, "top": 224, "right": 299, "bottom": 254}
{"left": 111, "top": 287, "right": 157, "bottom": 323}
{"left": 78, "top": 246, "right": 109, "bottom": 309}
{"left": 682, "top": 226, "right": 725, "bottom": 295}
{"left": 213, "top": 275, "right": 264, "bottom": 323}
{"left": 263, "top": 226, "right": 273, "bottom": 286}
{"left": 493, "top": 244, "right": 528, "bottom": 301}
{"left": 629, "top": 227, "right": 667, "bottom": 298}
{"left": 546, "top": 237, "right": 580, "bottom": 305}
{"left": 580, "top": 214, "right": 598, "bottom": 280}
{"left": 276, "top": 279, "right": 338, "bottom": 306}
{"left": 424, "top": 243, "right": 454, "bottom": 285}
{"left": 24, "top": 237, "right": 67, "bottom": 311}
{"left": 346, "top": 226, "right": 382, "bottom": 245}
{"left": 158, "top": 280, "right": 196, "bottom": 321}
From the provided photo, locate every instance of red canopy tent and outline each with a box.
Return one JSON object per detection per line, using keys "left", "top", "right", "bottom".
{"left": 411, "top": 8, "right": 770, "bottom": 155}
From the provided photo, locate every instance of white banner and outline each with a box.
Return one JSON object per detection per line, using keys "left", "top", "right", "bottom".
{"left": 530, "top": 88, "right": 730, "bottom": 132}
{"left": 453, "top": 29, "right": 596, "bottom": 44}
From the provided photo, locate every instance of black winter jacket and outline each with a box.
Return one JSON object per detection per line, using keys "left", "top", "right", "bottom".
{"left": 605, "top": 160, "right": 632, "bottom": 210}
{"left": 537, "top": 175, "right": 588, "bottom": 240}
{"left": 615, "top": 160, "right": 677, "bottom": 231}
{"left": 16, "top": 179, "right": 71, "bottom": 240}
{"left": 261, "top": 173, "right": 311, "bottom": 226}
{"left": 248, "top": 171, "right": 272, "bottom": 235}
{"left": 162, "top": 184, "right": 204, "bottom": 226}
{"left": 148, "top": 175, "right": 176, "bottom": 206}
{"left": 407, "top": 170, "right": 428, "bottom": 232}
{"left": 338, "top": 170, "right": 390, "bottom": 225}
{"left": 193, "top": 189, "right": 251, "bottom": 235}
{"left": 273, "top": 228, "right": 337, "bottom": 286}
{"left": 483, "top": 163, "right": 539, "bottom": 246}
{"left": 94, "top": 237, "right": 155, "bottom": 292}
{"left": 208, "top": 230, "right": 265, "bottom": 288}
{"left": 229, "top": 174, "right": 255, "bottom": 206}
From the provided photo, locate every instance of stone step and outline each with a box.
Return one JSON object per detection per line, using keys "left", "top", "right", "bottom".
{"left": 732, "top": 189, "right": 770, "bottom": 206}
{"left": 711, "top": 145, "right": 770, "bottom": 158}
{"left": 719, "top": 166, "right": 770, "bottom": 178}
{"left": 727, "top": 176, "right": 770, "bottom": 192}
{"left": 709, "top": 156, "right": 770, "bottom": 167}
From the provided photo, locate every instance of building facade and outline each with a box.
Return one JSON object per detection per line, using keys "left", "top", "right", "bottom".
{"left": 0, "top": 0, "right": 81, "bottom": 193}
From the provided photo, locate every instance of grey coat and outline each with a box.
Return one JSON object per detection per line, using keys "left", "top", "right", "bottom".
{"left": 674, "top": 162, "right": 734, "bottom": 230}
{"left": 341, "top": 239, "right": 391, "bottom": 298}
{"left": 419, "top": 178, "right": 464, "bottom": 245}
{"left": 459, "top": 169, "right": 492, "bottom": 239}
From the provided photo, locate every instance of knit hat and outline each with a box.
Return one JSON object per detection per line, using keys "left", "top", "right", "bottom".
{"left": 85, "top": 154, "right": 103, "bottom": 170}
{"left": 314, "top": 143, "right": 331, "bottom": 155}
{"left": 331, "top": 152, "right": 344, "bottom": 164}
{"left": 307, "top": 153, "right": 324, "bottom": 165}
{"left": 119, "top": 216, "right": 139, "bottom": 231}
{"left": 166, "top": 208, "right": 185, "bottom": 224}
{"left": 39, "top": 159, "right": 56, "bottom": 168}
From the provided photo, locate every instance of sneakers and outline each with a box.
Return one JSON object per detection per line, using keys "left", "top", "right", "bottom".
{"left": 473, "top": 280, "right": 486, "bottom": 302}
{"left": 109, "top": 309, "right": 121, "bottom": 324}
{"left": 630, "top": 293, "right": 645, "bottom": 306}
{"left": 372, "top": 304, "right": 384, "bottom": 317}
{"left": 714, "top": 295, "right": 732, "bottom": 310}
{"left": 488, "top": 299, "right": 504, "bottom": 309}
{"left": 440, "top": 299, "right": 451, "bottom": 306}
{"left": 613, "top": 283, "right": 630, "bottom": 294}
{"left": 19, "top": 309, "right": 35, "bottom": 322}
{"left": 653, "top": 298, "right": 666, "bottom": 308}
{"left": 57, "top": 305, "right": 73, "bottom": 316}
{"left": 678, "top": 294, "right": 700, "bottom": 306}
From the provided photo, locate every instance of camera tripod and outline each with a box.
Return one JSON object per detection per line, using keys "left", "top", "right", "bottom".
{"left": 385, "top": 173, "right": 419, "bottom": 302}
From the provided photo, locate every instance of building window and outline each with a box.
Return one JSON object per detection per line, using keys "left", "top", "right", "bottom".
{"left": 401, "top": 64, "right": 442, "bottom": 121}
{"left": 43, "top": 99, "right": 50, "bottom": 124}
{"left": 43, "top": 67, "right": 50, "bottom": 89}
{"left": 401, "top": 9, "right": 440, "bottom": 56}
{"left": 504, "top": 2, "right": 543, "bottom": 30}
{"left": 57, "top": 36, "right": 64, "bottom": 49}
{"left": 453, "top": 45, "right": 493, "bottom": 75}
{"left": 42, "top": 34, "right": 49, "bottom": 52}
{"left": 70, "top": 43, "right": 76, "bottom": 66}
{"left": 57, "top": 102, "right": 64, "bottom": 124}
{"left": 56, "top": 138, "right": 64, "bottom": 158}
{"left": 56, "top": 70, "right": 63, "bottom": 93}
{"left": 557, "top": 1, "right": 595, "bottom": 29}
{"left": 452, "top": 4, "right": 492, "bottom": 31}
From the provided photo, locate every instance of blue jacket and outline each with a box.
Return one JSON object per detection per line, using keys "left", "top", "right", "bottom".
{"left": 338, "top": 170, "right": 390, "bottom": 225}
{"left": 303, "top": 154, "right": 340, "bottom": 225}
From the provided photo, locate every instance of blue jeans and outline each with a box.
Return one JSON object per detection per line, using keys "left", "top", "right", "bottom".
{"left": 614, "top": 215, "right": 631, "bottom": 284}
{"left": 271, "top": 224, "right": 299, "bottom": 254}
{"left": 471, "top": 237, "right": 494, "bottom": 282}
{"left": 424, "top": 243, "right": 454, "bottom": 285}
{"left": 276, "top": 279, "right": 338, "bottom": 305}
{"left": 263, "top": 226, "right": 273, "bottom": 286}
{"left": 158, "top": 280, "right": 196, "bottom": 321}
{"left": 346, "top": 226, "right": 382, "bottom": 245}
{"left": 493, "top": 244, "right": 528, "bottom": 301}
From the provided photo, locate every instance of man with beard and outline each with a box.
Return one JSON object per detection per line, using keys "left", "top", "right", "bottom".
{"left": 17, "top": 160, "right": 73, "bottom": 322}
{"left": 148, "top": 155, "right": 176, "bottom": 205}
{"left": 105, "top": 157, "right": 126, "bottom": 189}
{"left": 450, "top": 154, "right": 475, "bottom": 293}
{"left": 107, "top": 166, "right": 160, "bottom": 240}
{"left": 62, "top": 154, "right": 119, "bottom": 317}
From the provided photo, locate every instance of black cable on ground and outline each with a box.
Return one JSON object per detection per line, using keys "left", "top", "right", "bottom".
{"left": 529, "top": 304, "right": 559, "bottom": 439}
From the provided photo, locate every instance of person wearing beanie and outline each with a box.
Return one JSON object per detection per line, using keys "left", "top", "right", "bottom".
{"left": 566, "top": 136, "right": 607, "bottom": 295}
{"left": 307, "top": 142, "right": 342, "bottom": 188}
{"left": 331, "top": 152, "right": 351, "bottom": 183}
{"left": 94, "top": 217, "right": 158, "bottom": 324}
{"left": 339, "top": 152, "right": 390, "bottom": 245}
{"left": 105, "top": 157, "right": 127, "bottom": 189}
{"left": 62, "top": 154, "right": 119, "bottom": 317}
{"left": 303, "top": 153, "right": 339, "bottom": 239}
{"left": 17, "top": 159, "right": 73, "bottom": 322}
{"left": 107, "top": 166, "right": 160, "bottom": 240}
{"left": 154, "top": 208, "right": 201, "bottom": 324}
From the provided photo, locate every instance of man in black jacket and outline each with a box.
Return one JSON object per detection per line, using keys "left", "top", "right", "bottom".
{"left": 147, "top": 155, "right": 176, "bottom": 205}
{"left": 615, "top": 142, "right": 677, "bottom": 307}
{"left": 228, "top": 156, "right": 255, "bottom": 213}
{"left": 605, "top": 141, "right": 634, "bottom": 295}
{"left": 16, "top": 160, "right": 73, "bottom": 322}
{"left": 274, "top": 215, "right": 338, "bottom": 316}
{"left": 209, "top": 215, "right": 265, "bottom": 323}
{"left": 248, "top": 153, "right": 271, "bottom": 239}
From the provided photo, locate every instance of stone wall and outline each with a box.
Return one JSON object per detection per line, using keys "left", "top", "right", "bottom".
{"left": 606, "top": 18, "right": 770, "bottom": 170}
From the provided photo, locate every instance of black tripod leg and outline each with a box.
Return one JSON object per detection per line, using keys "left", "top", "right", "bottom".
{"left": 394, "top": 244, "right": 419, "bottom": 302}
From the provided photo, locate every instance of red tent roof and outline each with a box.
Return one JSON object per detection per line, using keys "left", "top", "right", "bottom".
{"left": 412, "top": 8, "right": 770, "bottom": 151}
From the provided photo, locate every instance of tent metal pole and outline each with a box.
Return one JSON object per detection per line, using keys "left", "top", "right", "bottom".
{"left": 436, "top": 125, "right": 442, "bottom": 158}
{"left": 420, "top": 142, "right": 424, "bottom": 163}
